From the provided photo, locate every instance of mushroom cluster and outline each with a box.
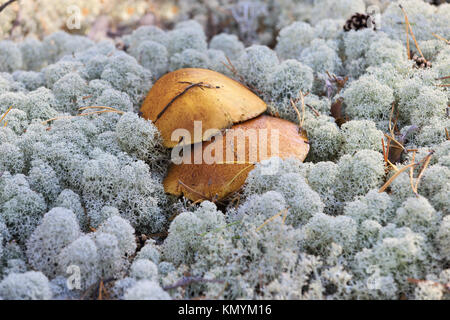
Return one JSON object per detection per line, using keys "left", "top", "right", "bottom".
{"left": 140, "top": 68, "right": 310, "bottom": 202}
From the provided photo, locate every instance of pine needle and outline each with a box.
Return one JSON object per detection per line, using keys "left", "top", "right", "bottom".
{"left": 299, "top": 90, "right": 306, "bottom": 129}
{"left": 98, "top": 279, "right": 104, "bottom": 300}
{"left": 256, "top": 208, "right": 289, "bottom": 232}
{"left": 414, "top": 151, "right": 434, "bottom": 193}
{"left": 200, "top": 220, "right": 242, "bottom": 237}
{"left": 177, "top": 179, "right": 210, "bottom": 201}
{"left": 410, "top": 150, "right": 418, "bottom": 195}
{"left": 431, "top": 33, "right": 450, "bottom": 45}
{"left": 78, "top": 110, "right": 124, "bottom": 116}
{"left": 41, "top": 109, "right": 124, "bottom": 124}
{"left": 224, "top": 164, "right": 255, "bottom": 189}
{"left": 78, "top": 106, "right": 124, "bottom": 112}
{"left": 381, "top": 138, "right": 387, "bottom": 162}
{"left": 399, "top": 5, "right": 425, "bottom": 60}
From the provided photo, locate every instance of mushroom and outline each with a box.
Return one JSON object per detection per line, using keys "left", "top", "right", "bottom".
{"left": 163, "top": 115, "right": 309, "bottom": 202}
{"left": 140, "top": 68, "right": 267, "bottom": 148}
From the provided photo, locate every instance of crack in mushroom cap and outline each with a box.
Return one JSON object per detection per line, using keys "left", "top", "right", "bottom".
{"left": 140, "top": 68, "right": 267, "bottom": 148}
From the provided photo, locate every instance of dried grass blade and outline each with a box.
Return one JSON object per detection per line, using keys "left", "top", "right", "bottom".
{"left": 256, "top": 208, "right": 289, "bottom": 232}
{"left": 379, "top": 162, "right": 418, "bottom": 193}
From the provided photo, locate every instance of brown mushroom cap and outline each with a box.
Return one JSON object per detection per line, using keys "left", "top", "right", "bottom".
{"left": 140, "top": 68, "right": 267, "bottom": 148}
{"left": 164, "top": 115, "right": 309, "bottom": 202}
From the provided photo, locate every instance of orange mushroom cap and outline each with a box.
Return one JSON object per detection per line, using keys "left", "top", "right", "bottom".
{"left": 164, "top": 115, "right": 309, "bottom": 202}
{"left": 140, "top": 68, "right": 267, "bottom": 148}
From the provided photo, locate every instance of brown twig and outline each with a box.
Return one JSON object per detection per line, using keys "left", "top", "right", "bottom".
{"left": 163, "top": 276, "right": 224, "bottom": 290}
{"left": 155, "top": 82, "right": 217, "bottom": 123}
{"left": 0, "top": 0, "right": 17, "bottom": 13}
{"left": 256, "top": 208, "right": 289, "bottom": 232}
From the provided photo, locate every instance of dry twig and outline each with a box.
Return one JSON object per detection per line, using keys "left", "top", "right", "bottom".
{"left": 0, "top": 0, "right": 17, "bottom": 13}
